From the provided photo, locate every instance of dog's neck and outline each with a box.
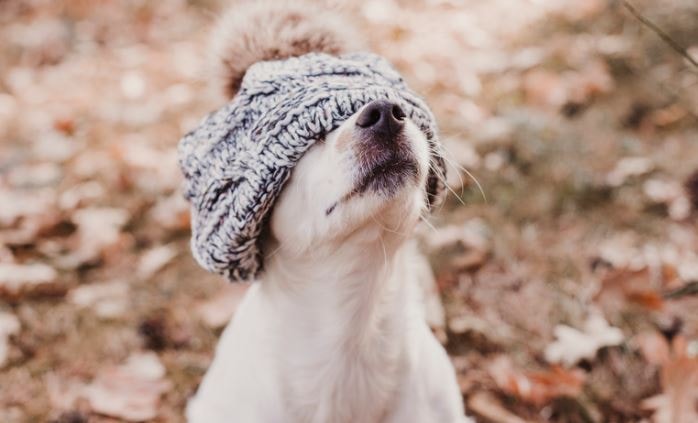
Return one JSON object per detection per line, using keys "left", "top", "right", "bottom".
{"left": 262, "top": 225, "right": 417, "bottom": 421}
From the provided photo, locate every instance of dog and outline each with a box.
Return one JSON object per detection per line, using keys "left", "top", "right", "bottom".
{"left": 182, "top": 1, "right": 471, "bottom": 422}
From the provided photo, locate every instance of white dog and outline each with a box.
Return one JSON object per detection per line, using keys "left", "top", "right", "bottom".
{"left": 185, "top": 2, "right": 471, "bottom": 422}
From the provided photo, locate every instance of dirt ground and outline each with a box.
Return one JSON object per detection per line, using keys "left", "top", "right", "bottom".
{"left": 1, "top": 0, "right": 698, "bottom": 422}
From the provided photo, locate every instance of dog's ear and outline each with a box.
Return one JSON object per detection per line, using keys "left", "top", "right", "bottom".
{"left": 210, "top": 0, "right": 363, "bottom": 98}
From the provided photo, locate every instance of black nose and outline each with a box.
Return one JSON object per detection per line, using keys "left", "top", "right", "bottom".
{"left": 355, "top": 100, "right": 405, "bottom": 136}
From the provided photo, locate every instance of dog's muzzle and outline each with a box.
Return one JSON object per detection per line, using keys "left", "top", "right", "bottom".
{"left": 352, "top": 100, "right": 419, "bottom": 196}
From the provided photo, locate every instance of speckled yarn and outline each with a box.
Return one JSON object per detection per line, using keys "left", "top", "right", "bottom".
{"left": 178, "top": 52, "right": 445, "bottom": 282}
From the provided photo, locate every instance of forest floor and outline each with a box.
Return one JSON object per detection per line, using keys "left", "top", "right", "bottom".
{"left": 1, "top": 1, "right": 698, "bottom": 422}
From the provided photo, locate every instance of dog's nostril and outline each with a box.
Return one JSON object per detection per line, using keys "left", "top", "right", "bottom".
{"left": 355, "top": 100, "right": 406, "bottom": 135}
{"left": 392, "top": 104, "right": 405, "bottom": 121}
{"left": 360, "top": 109, "right": 381, "bottom": 127}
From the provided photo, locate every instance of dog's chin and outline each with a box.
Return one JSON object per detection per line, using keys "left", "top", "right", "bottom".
{"left": 339, "top": 171, "right": 425, "bottom": 234}
{"left": 356, "top": 157, "right": 419, "bottom": 198}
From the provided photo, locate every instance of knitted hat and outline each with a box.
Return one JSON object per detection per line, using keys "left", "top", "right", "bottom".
{"left": 178, "top": 52, "right": 446, "bottom": 282}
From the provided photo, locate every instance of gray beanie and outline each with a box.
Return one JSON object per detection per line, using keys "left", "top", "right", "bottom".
{"left": 178, "top": 52, "right": 446, "bottom": 282}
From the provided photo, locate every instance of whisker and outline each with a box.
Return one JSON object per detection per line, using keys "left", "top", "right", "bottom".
{"left": 419, "top": 210, "right": 438, "bottom": 233}
{"left": 428, "top": 160, "right": 466, "bottom": 207}
{"left": 428, "top": 144, "right": 466, "bottom": 195}
{"left": 264, "top": 242, "right": 284, "bottom": 260}
{"left": 378, "top": 233, "right": 388, "bottom": 269}
{"left": 439, "top": 143, "right": 487, "bottom": 203}
{"left": 428, "top": 142, "right": 487, "bottom": 203}
{"left": 370, "top": 213, "right": 410, "bottom": 238}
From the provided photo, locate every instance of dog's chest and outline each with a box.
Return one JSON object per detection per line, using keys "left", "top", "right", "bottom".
{"left": 278, "top": 301, "right": 407, "bottom": 423}
{"left": 283, "top": 340, "right": 405, "bottom": 423}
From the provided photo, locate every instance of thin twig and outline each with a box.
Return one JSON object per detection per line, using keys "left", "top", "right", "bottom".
{"left": 623, "top": 0, "right": 698, "bottom": 69}
{"left": 663, "top": 281, "right": 698, "bottom": 300}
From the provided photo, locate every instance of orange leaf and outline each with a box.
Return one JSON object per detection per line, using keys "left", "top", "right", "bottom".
{"left": 626, "top": 290, "right": 664, "bottom": 310}
{"left": 642, "top": 336, "right": 698, "bottom": 423}
{"left": 488, "top": 356, "right": 586, "bottom": 406}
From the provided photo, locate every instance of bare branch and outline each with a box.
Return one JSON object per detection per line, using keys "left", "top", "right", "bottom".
{"left": 623, "top": 0, "right": 698, "bottom": 69}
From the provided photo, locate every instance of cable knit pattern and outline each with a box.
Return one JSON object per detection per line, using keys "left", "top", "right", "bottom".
{"left": 178, "top": 52, "right": 446, "bottom": 282}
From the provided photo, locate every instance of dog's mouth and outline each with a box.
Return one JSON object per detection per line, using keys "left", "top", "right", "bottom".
{"left": 354, "top": 153, "right": 419, "bottom": 196}
{"left": 325, "top": 152, "right": 419, "bottom": 216}
{"left": 324, "top": 99, "right": 423, "bottom": 216}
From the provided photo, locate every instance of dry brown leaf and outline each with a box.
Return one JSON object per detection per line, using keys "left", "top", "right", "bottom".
{"left": 635, "top": 331, "right": 671, "bottom": 366}
{"left": 487, "top": 355, "right": 586, "bottom": 406}
{"left": 642, "top": 337, "right": 698, "bottom": 423}
{"left": 551, "top": 0, "right": 606, "bottom": 22}
{"left": 137, "top": 244, "right": 177, "bottom": 280}
{"left": 148, "top": 193, "right": 190, "bottom": 230}
{"left": 467, "top": 390, "right": 529, "bottom": 423}
{"left": 626, "top": 291, "right": 665, "bottom": 311}
{"left": 84, "top": 352, "right": 171, "bottom": 422}
{"left": 0, "top": 189, "right": 61, "bottom": 245}
{"left": 58, "top": 181, "right": 106, "bottom": 210}
{"left": 643, "top": 178, "right": 693, "bottom": 221}
{"left": 422, "top": 219, "right": 492, "bottom": 253}
{"left": 606, "top": 157, "right": 654, "bottom": 187}
{"left": 651, "top": 105, "right": 687, "bottom": 127}
{"left": 686, "top": 170, "right": 698, "bottom": 210}
{"left": 597, "top": 268, "right": 666, "bottom": 311}
{"left": 523, "top": 69, "right": 567, "bottom": 107}
{"left": 69, "top": 280, "right": 129, "bottom": 319}
{"left": 0, "top": 262, "right": 64, "bottom": 300}
{"left": 565, "top": 60, "right": 614, "bottom": 103}
{"left": 0, "top": 311, "right": 20, "bottom": 367}
{"left": 7, "top": 163, "right": 62, "bottom": 188}
{"left": 55, "top": 207, "right": 129, "bottom": 269}
{"left": 0, "top": 188, "right": 56, "bottom": 227}
{"left": 197, "top": 284, "right": 249, "bottom": 328}
{"left": 45, "top": 373, "right": 85, "bottom": 411}
{"left": 544, "top": 312, "right": 624, "bottom": 366}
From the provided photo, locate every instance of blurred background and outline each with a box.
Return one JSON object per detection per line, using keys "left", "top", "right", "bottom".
{"left": 1, "top": 0, "right": 697, "bottom": 422}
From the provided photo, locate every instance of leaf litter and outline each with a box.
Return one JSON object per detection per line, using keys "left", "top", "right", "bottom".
{"left": 1, "top": 0, "right": 698, "bottom": 421}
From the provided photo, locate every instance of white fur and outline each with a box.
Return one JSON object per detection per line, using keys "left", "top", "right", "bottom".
{"left": 187, "top": 107, "right": 472, "bottom": 423}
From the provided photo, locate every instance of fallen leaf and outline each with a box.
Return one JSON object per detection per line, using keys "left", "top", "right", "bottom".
{"left": 58, "top": 181, "right": 106, "bottom": 210}
{"left": 69, "top": 280, "right": 129, "bottom": 319}
{"left": 651, "top": 104, "right": 687, "bottom": 127}
{"left": 0, "top": 188, "right": 56, "bottom": 227}
{"left": 643, "top": 178, "right": 693, "bottom": 221}
{"left": 0, "top": 311, "right": 20, "bottom": 367}
{"left": 197, "top": 284, "right": 249, "bottom": 328}
{"left": 0, "top": 188, "right": 60, "bottom": 245}
{"left": 467, "top": 390, "right": 528, "bottom": 423}
{"left": 635, "top": 331, "right": 671, "bottom": 366}
{"left": 45, "top": 373, "right": 85, "bottom": 411}
{"left": 523, "top": 68, "right": 567, "bottom": 108}
{"left": 668, "top": 196, "right": 691, "bottom": 221}
{"left": 544, "top": 311, "right": 624, "bottom": 366}
{"left": 55, "top": 207, "right": 129, "bottom": 269}
{"left": 148, "top": 193, "right": 190, "bottom": 230}
{"left": 596, "top": 234, "right": 644, "bottom": 270}
{"left": 565, "top": 60, "right": 614, "bottom": 104}
{"left": 422, "top": 219, "right": 492, "bottom": 253}
{"left": 597, "top": 267, "right": 667, "bottom": 311}
{"left": 625, "top": 290, "right": 664, "bottom": 310}
{"left": 7, "top": 163, "right": 62, "bottom": 188}
{"left": 606, "top": 157, "right": 653, "bottom": 187}
{"left": 685, "top": 170, "right": 698, "bottom": 210}
{"left": 137, "top": 244, "right": 177, "bottom": 280}
{"left": 488, "top": 355, "right": 586, "bottom": 406}
{"left": 84, "top": 352, "right": 171, "bottom": 422}
{"left": 644, "top": 179, "right": 684, "bottom": 205}
{"left": 0, "top": 262, "right": 64, "bottom": 300}
{"left": 642, "top": 337, "right": 698, "bottom": 423}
